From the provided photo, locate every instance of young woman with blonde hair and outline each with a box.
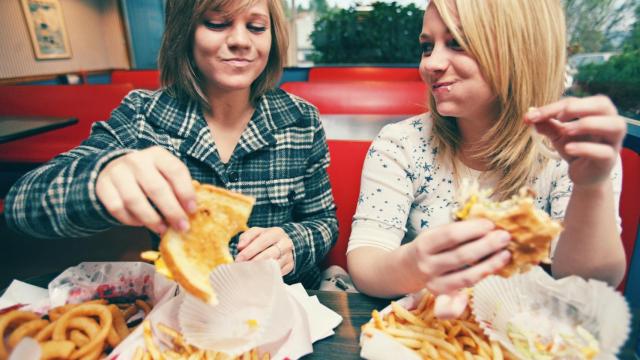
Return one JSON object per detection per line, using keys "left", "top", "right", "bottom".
{"left": 347, "top": 0, "right": 626, "bottom": 314}
{"left": 6, "top": 0, "right": 337, "bottom": 289}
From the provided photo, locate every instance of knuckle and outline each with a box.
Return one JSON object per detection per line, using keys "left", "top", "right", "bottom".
{"left": 453, "top": 250, "right": 473, "bottom": 265}
{"left": 120, "top": 193, "right": 138, "bottom": 207}
{"left": 440, "top": 227, "right": 458, "bottom": 242}
{"left": 565, "top": 98, "right": 579, "bottom": 113}
{"left": 144, "top": 183, "right": 165, "bottom": 198}
{"left": 149, "top": 146, "right": 165, "bottom": 154}
{"left": 614, "top": 119, "right": 626, "bottom": 133}
{"left": 460, "top": 276, "right": 474, "bottom": 288}
{"left": 424, "top": 282, "right": 440, "bottom": 294}
{"left": 145, "top": 217, "right": 163, "bottom": 229}
{"left": 594, "top": 94, "right": 609, "bottom": 104}
{"left": 416, "top": 261, "right": 433, "bottom": 276}
{"left": 597, "top": 95, "right": 617, "bottom": 113}
{"left": 104, "top": 200, "right": 124, "bottom": 214}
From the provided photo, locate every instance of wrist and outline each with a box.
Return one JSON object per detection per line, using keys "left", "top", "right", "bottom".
{"left": 572, "top": 179, "right": 611, "bottom": 195}
{"left": 399, "top": 241, "right": 426, "bottom": 285}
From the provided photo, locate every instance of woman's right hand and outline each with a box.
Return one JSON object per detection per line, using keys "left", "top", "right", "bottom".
{"left": 407, "top": 219, "right": 511, "bottom": 318}
{"left": 96, "top": 146, "right": 197, "bottom": 234}
{"left": 408, "top": 219, "right": 511, "bottom": 295}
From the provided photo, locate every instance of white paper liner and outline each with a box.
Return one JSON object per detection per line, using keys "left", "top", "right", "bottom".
{"left": 472, "top": 267, "right": 631, "bottom": 359}
{"left": 178, "top": 260, "right": 293, "bottom": 355}
{"left": 359, "top": 290, "right": 426, "bottom": 360}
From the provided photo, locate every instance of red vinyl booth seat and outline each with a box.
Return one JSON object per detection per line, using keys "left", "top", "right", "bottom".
{"left": 308, "top": 67, "right": 422, "bottom": 82}
{"left": 619, "top": 147, "right": 640, "bottom": 291}
{"left": 324, "top": 140, "right": 371, "bottom": 270}
{"left": 281, "top": 81, "right": 428, "bottom": 115}
{"left": 111, "top": 70, "right": 160, "bottom": 90}
{"left": 0, "top": 84, "right": 134, "bottom": 163}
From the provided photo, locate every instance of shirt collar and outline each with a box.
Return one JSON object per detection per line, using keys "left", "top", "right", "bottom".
{"left": 149, "top": 88, "right": 305, "bottom": 166}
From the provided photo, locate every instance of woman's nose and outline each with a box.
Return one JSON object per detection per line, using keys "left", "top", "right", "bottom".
{"left": 421, "top": 46, "right": 449, "bottom": 77}
{"left": 227, "top": 25, "right": 251, "bottom": 48}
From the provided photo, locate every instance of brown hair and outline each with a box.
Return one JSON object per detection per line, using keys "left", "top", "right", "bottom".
{"left": 158, "top": 0, "right": 289, "bottom": 110}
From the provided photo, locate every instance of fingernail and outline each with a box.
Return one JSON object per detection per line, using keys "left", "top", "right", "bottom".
{"left": 498, "top": 231, "right": 511, "bottom": 244}
{"left": 179, "top": 219, "right": 190, "bottom": 232}
{"left": 187, "top": 201, "right": 197, "bottom": 213}
{"left": 527, "top": 108, "right": 541, "bottom": 122}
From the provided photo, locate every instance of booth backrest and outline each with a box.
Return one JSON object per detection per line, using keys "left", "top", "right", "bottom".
{"left": 620, "top": 146, "right": 640, "bottom": 292}
{"left": 280, "top": 81, "right": 428, "bottom": 115}
{"left": 325, "top": 140, "right": 371, "bottom": 269}
{"left": 0, "top": 84, "right": 134, "bottom": 163}
{"left": 111, "top": 70, "right": 160, "bottom": 90}
{"left": 308, "top": 67, "right": 422, "bottom": 82}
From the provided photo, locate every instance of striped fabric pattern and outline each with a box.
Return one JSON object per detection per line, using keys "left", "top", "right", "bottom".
{"left": 5, "top": 88, "right": 338, "bottom": 289}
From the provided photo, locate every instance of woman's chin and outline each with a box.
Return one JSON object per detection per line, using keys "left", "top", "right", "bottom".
{"left": 433, "top": 106, "right": 461, "bottom": 118}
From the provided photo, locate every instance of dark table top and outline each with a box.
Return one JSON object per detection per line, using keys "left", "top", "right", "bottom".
{"left": 0, "top": 115, "right": 78, "bottom": 144}
{"left": 5, "top": 273, "right": 639, "bottom": 359}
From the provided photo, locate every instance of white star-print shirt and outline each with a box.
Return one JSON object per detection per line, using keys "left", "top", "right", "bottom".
{"left": 347, "top": 113, "right": 622, "bottom": 257}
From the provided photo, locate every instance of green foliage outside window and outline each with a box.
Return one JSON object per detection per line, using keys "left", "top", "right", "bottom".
{"left": 575, "top": 5, "right": 640, "bottom": 116}
{"left": 309, "top": 2, "right": 424, "bottom": 64}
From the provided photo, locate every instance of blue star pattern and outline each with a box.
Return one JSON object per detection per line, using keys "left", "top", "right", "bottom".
{"left": 347, "top": 114, "right": 623, "bottom": 254}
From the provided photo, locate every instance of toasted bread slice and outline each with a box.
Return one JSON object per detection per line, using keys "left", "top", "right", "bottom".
{"left": 160, "top": 182, "right": 255, "bottom": 304}
{"left": 455, "top": 183, "right": 562, "bottom": 276}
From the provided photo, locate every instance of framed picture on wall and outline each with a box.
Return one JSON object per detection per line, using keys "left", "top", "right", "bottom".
{"left": 20, "top": 0, "right": 72, "bottom": 60}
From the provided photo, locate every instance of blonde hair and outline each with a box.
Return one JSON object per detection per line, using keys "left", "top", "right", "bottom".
{"left": 429, "top": 0, "right": 566, "bottom": 199}
{"left": 159, "top": 0, "right": 289, "bottom": 110}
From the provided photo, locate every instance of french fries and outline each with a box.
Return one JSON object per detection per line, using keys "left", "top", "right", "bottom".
{"left": 362, "top": 291, "right": 515, "bottom": 360}
{"left": 139, "top": 320, "right": 270, "bottom": 360}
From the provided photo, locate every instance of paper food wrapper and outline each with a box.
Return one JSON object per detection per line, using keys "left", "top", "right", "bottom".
{"left": 360, "top": 291, "right": 425, "bottom": 360}
{"left": 179, "top": 260, "right": 294, "bottom": 355}
{"left": 472, "top": 266, "right": 631, "bottom": 360}
{"left": 109, "top": 260, "right": 343, "bottom": 360}
{"left": 1, "top": 262, "right": 178, "bottom": 360}
{"left": 48, "top": 261, "right": 176, "bottom": 308}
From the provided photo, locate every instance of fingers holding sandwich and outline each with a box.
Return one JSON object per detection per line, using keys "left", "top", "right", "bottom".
{"left": 96, "top": 146, "right": 197, "bottom": 234}
{"left": 408, "top": 219, "right": 512, "bottom": 295}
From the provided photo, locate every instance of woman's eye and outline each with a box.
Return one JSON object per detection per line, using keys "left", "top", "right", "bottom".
{"left": 247, "top": 24, "right": 267, "bottom": 33}
{"left": 420, "top": 42, "right": 434, "bottom": 56}
{"left": 204, "top": 21, "right": 229, "bottom": 30}
{"left": 448, "top": 39, "right": 464, "bottom": 51}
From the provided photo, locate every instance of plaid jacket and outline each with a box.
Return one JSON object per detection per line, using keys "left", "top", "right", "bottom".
{"left": 4, "top": 88, "right": 338, "bottom": 288}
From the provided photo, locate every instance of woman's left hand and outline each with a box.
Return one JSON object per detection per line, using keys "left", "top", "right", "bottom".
{"left": 235, "top": 227, "right": 295, "bottom": 276}
{"left": 525, "top": 96, "right": 627, "bottom": 187}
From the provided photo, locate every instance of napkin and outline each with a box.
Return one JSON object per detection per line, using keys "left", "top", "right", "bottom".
{"left": 0, "top": 280, "right": 48, "bottom": 312}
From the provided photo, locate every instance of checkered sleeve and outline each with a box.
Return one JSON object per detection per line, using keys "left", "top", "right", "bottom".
{"left": 281, "top": 107, "right": 338, "bottom": 284}
{"left": 3, "top": 91, "right": 146, "bottom": 238}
